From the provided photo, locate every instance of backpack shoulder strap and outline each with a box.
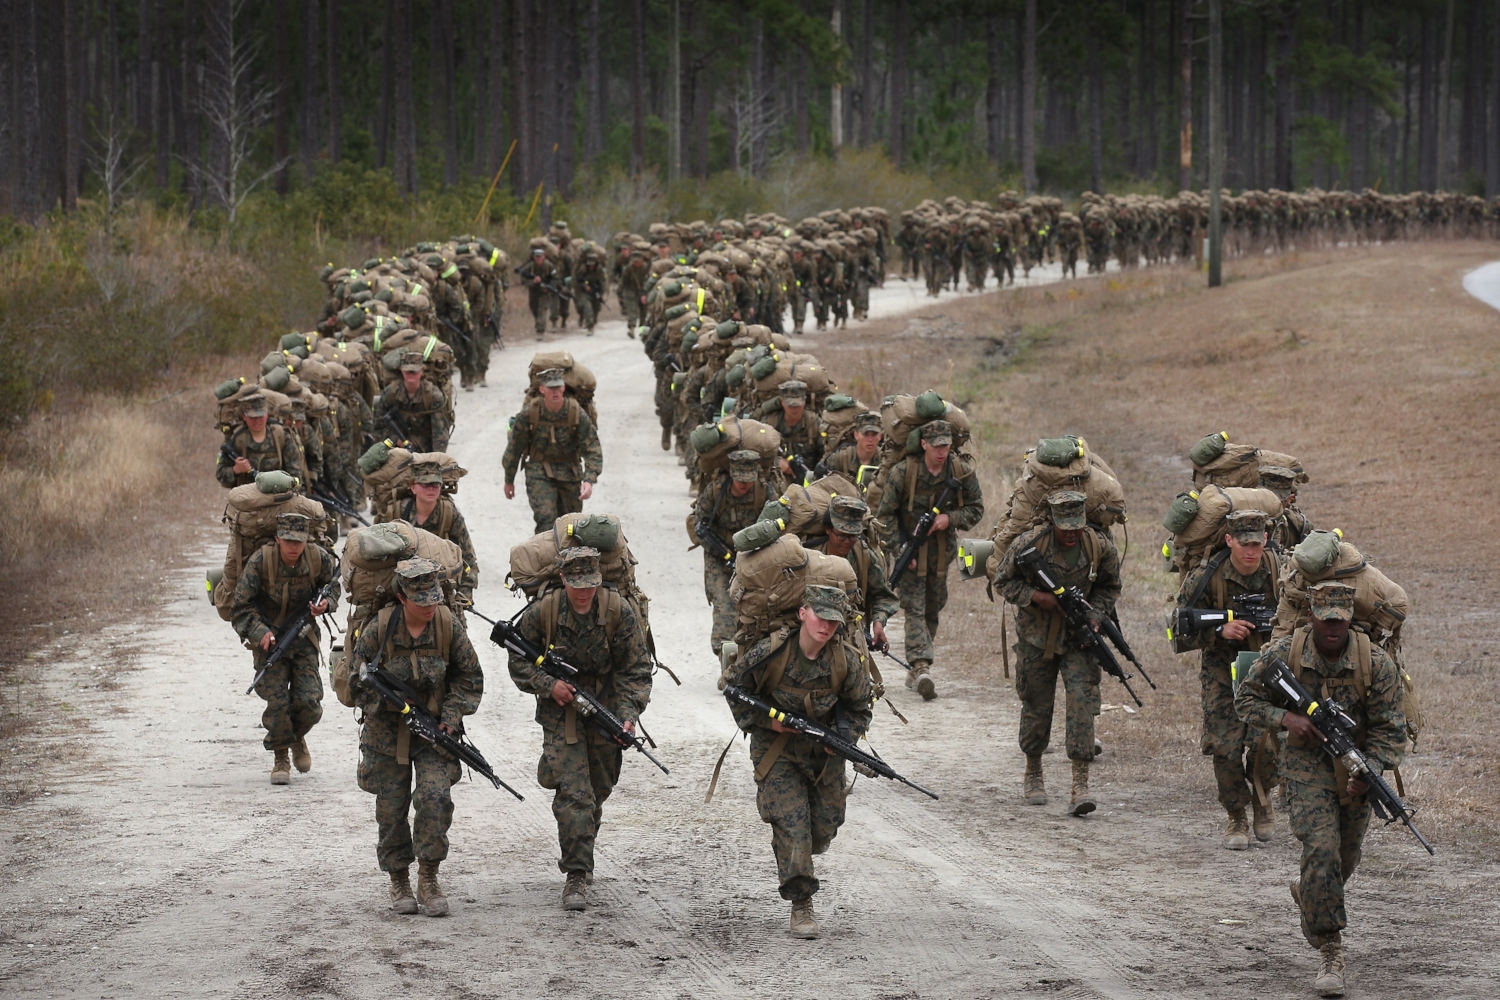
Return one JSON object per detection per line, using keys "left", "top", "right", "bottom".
{"left": 569, "top": 397, "right": 582, "bottom": 430}
{"left": 904, "top": 459, "right": 919, "bottom": 513}
{"left": 1185, "top": 547, "right": 1232, "bottom": 608}
{"left": 597, "top": 586, "right": 624, "bottom": 642}
{"left": 433, "top": 605, "right": 453, "bottom": 661}
{"left": 437, "top": 498, "right": 455, "bottom": 537}
{"left": 754, "top": 632, "right": 797, "bottom": 695}
{"left": 539, "top": 588, "right": 563, "bottom": 648}
{"left": 1351, "top": 631, "right": 1372, "bottom": 702}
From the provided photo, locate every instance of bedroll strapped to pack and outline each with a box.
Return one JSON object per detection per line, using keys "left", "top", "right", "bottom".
{"left": 212, "top": 476, "right": 331, "bottom": 621}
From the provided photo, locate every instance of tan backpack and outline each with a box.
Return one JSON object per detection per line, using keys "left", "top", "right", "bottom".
{"left": 341, "top": 521, "right": 463, "bottom": 610}
{"left": 1188, "top": 432, "right": 1261, "bottom": 489}
{"left": 879, "top": 391, "right": 973, "bottom": 468}
{"left": 1160, "top": 485, "right": 1283, "bottom": 573}
{"left": 990, "top": 441, "right": 1127, "bottom": 556}
{"left": 818, "top": 395, "right": 870, "bottom": 452}
{"left": 730, "top": 533, "right": 810, "bottom": 644}
{"left": 1274, "top": 536, "right": 1409, "bottom": 647}
{"left": 764, "top": 473, "right": 862, "bottom": 539}
{"left": 332, "top": 603, "right": 454, "bottom": 710}
{"left": 212, "top": 483, "right": 329, "bottom": 621}
{"left": 691, "top": 416, "right": 782, "bottom": 475}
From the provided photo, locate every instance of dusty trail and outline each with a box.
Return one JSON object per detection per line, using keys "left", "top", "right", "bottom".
{"left": 6, "top": 257, "right": 1489, "bottom": 999}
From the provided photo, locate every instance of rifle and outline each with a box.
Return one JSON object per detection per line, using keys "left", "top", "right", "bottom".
{"left": 1014, "top": 546, "right": 1153, "bottom": 706}
{"left": 483, "top": 310, "right": 505, "bottom": 351}
{"left": 1171, "top": 593, "right": 1276, "bottom": 641}
{"left": 480, "top": 609, "right": 669, "bottom": 774}
{"left": 513, "top": 265, "right": 576, "bottom": 301}
{"left": 383, "top": 410, "right": 412, "bottom": 448}
{"left": 784, "top": 452, "right": 813, "bottom": 487}
{"left": 219, "top": 441, "right": 242, "bottom": 471}
{"left": 247, "top": 563, "right": 339, "bottom": 695}
{"left": 1261, "top": 655, "right": 1434, "bottom": 855}
{"left": 694, "top": 519, "right": 737, "bottom": 571}
{"left": 888, "top": 476, "right": 962, "bottom": 588}
{"left": 310, "top": 486, "right": 370, "bottom": 526}
{"left": 435, "top": 314, "right": 474, "bottom": 353}
{"left": 357, "top": 626, "right": 525, "bottom": 800}
{"left": 723, "top": 685, "right": 938, "bottom": 799}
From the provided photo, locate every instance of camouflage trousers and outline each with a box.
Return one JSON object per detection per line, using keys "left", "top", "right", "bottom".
{"left": 925, "top": 255, "right": 951, "bottom": 295}
{"left": 357, "top": 746, "right": 461, "bottom": 871}
{"left": 473, "top": 328, "right": 494, "bottom": 378}
{"left": 251, "top": 640, "right": 323, "bottom": 751}
{"left": 750, "top": 728, "right": 848, "bottom": 900}
{"left": 575, "top": 293, "right": 602, "bottom": 331}
{"left": 536, "top": 720, "right": 622, "bottom": 873}
{"left": 654, "top": 370, "right": 676, "bottom": 432}
{"left": 1287, "top": 776, "right": 1371, "bottom": 948}
{"left": 963, "top": 254, "right": 989, "bottom": 290}
{"left": 1200, "top": 655, "right": 1281, "bottom": 813}
{"left": 895, "top": 564, "right": 950, "bottom": 667}
{"left": 790, "top": 290, "right": 813, "bottom": 331}
{"left": 703, "top": 556, "right": 737, "bottom": 655}
{"left": 1014, "top": 641, "right": 1100, "bottom": 761}
{"left": 523, "top": 468, "right": 584, "bottom": 536}
{"left": 526, "top": 286, "right": 550, "bottom": 334}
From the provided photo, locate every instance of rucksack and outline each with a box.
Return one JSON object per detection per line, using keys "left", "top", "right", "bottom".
{"left": 211, "top": 478, "right": 330, "bottom": 622}
{"left": 1286, "top": 624, "right": 1424, "bottom": 748}
{"left": 1160, "top": 485, "right": 1283, "bottom": 573}
{"left": 878, "top": 391, "right": 972, "bottom": 469}
{"left": 818, "top": 394, "right": 869, "bottom": 452}
{"left": 761, "top": 473, "right": 862, "bottom": 539}
{"left": 332, "top": 603, "right": 454, "bottom": 710}
{"left": 357, "top": 442, "right": 466, "bottom": 521}
{"left": 729, "top": 533, "right": 810, "bottom": 645}
{"left": 1188, "top": 431, "right": 1261, "bottom": 489}
{"left": 1276, "top": 533, "right": 1409, "bottom": 648}
{"left": 528, "top": 350, "right": 599, "bottom": 423}
{"left": 691, "top": 416, "right": 782, "bottom": 476}
{"left": 989, "top": 438, "right": 1127, "bottom": 556}
{"left": 341, "top": 520, "right": 464, "bottom": 610}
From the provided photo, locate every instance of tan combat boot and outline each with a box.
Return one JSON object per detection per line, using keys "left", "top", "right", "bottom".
{"left": 562, "top": 871, "right": 587, "bottom": 911}
{"left": 1315, "top": 937, "right": 1346, "bottom": 997}
{"left": 1024, "top": 755, "right": 1047, "bottom": 805}
{"left": 789, "top": 896, "right": 820, "bottom": 939}
{"left": 1068, "top": 760, "right": 1096, "bottom": 816}
{"left": 905, "top": 661, "right": 936, "bottom": 701}
{"left": 1251, "top": 795, "right": 1275, "bottom": 842}
{"left": 270, "top": 749, "right": 291, "bottom": 785}
{"left": 389, "top": 867, "right": 417, "bottom": 915}
{"left": 291, "top": 738, "right": 312, "bottom": 774}
{"left": 661, "top": 426, "right": 672, "bottom": 451}
{"left": 1222, "top": 809, "right": 1250, "bottom": 850}
{"left": 416, "top": 859, "right": 448, "bottom": 917}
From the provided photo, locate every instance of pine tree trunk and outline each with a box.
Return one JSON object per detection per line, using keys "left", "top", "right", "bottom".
{"left": 1089, "top": 15, "right": 1104, "bottom": 193}
{"left": 986, "top": 15, "right": 1001, "bottom": 164}
{"left": 0, "top": 0, "right": 13, "bottom": 219}
{"left": 631, "top": 0, "right": 645, "bottom": 176}
{"left": 302, "top": 0, "right": 320, "bottom": 168}
{"left": 891, "top": 0, "right": 908, "bottom": 165}
{"left": 62, "top": 0, "right": 80, "bottom": 210}
{"left": 584, "top": 0, "right": 601, "bottom": 163}
{"left": 1021, "top": 0, "right": 1036, "bottom": 192}
{"left": 205, "top": 0, "right": 231, "bottom": 208}
{"left": 1419, "top": 11, "right": 1436, "bottom": 191}
{"left": 485, "top": 0, "right": 506, "bottom": 172}
{"left": 326, "top": 0, "right": 342, "bottom": 163}
{"left": 667, "top": 0, "right": 681, "bottom": 180}
{"left": 511, "top": 0, "right": 529, "bottom": 192}
{"left": 1435, "top": 0, "right": 1455, "bottom": 189}
{"left": 392, "top": 0, "right": 416, "bottom": 194}
{"left": 436, "top": 0, "right": 459, "bottom": 186}
{"left": 1178, "top": 0, "right": 1193, "bottom": 192}
{"left": 376, "top": 0, "right": 393, "bottom": 169}
{"left": 859, "top": 0, "right": 873, "bottom": 147}
{"left": 750, "top": 17, "right": 766, "bottom": 175}
{"left": 184, "top": 0, "right": 203, "bottom": 207}
{"left": 272, "top": 0, "right": 289, "bottom": 194}
{"left": 1490, "top": 0, "right": 1500, "bottom": 196}
{"left": 1273, "top": 3, "right": 1295, "bottom": 190}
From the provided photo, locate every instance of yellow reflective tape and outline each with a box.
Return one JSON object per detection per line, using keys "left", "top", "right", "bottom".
{"left": 1306, "top": 702, "right": 1319, "bottom": 715}
{"left": 697, "top": 288, "right": 706, "bottom": 312}
{"left": 441, "top": 263, "right": 459, "bottom": 279}
{"left": 489, "top": 249, "right": 500, "bottom": 266}
{"left": 535, "top": 655, "right": 546, "bottom": 667}
{"left": 204, "top": 579, "right": 212, "bottom": 592}
{"left": 776, "top": 519, "right": 786, "bottom": 530}
{"left": 1161, "top": 542, "right": 1171, "bottom": 557}
{"left": 1165, "top": 627, "right": 1174, "bottom": 640}
{"left": 1053, "top": 586, "right": 1065, "bottom": 595}
{"left": 401, "top": 704, "right": 412, "bottom": 715}
{"left": 1334, "top": 528, "right": 1343, "bottom": 538}
{"left": 422, "top": 337, "right": 437, "bottom": 360}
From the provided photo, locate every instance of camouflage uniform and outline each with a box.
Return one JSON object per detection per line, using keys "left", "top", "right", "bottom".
{"left": 517, "top": 249, "right": 560, "bottom": 335}
{"left": 349, "top": 597, "right": 484, "bottom": 872}
{"left": 506, "top": 569, "right": 654, "bottom": 875}
{"left": 1236, "top": 586, "right": 1406, "bottom": 950}
{"left": 1261, "top": 467, "right": 1315, "bottom": 557}
{"left": 693, "top": 458, "right": 772, "bottom": 654}
{"left": 993, "top": 519, "right": 1121, "bottom": 761}
{"left": 1176, "top": 541, "right": 1283, "bottom": 814}
{"left": 501, "top": 388, "right": 605, "bottom": 536}
{"left": 373, "top": 378, "right": 451, "bottom": 453}
{"left": 429, "top": 256, "right": 477, "bottom": 386}
{"left": 769, "top": 383, "right": 825, "bottom": 475}
{"left": 230, "top": 539, "right": 340, "bottom": 751}
{"left": 875, "top": 431, "right": 984, "bottom": 671}
{"left": 725, "top": 589, "right": 874, "bottom": 901}
{"left": 397, "top": 493, "right": 479, "bottom": 603}
{"left": 216, "top": 403, "right": 305, "bottom": 489}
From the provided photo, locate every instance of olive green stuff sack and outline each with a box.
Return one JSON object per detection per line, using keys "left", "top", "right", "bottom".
{"left": 726, "top": 365, "right": 745, "bottom": 388}
{"left": 279, "top": 332, "right": 306, "bottom": 351}
{"left": 260, "top": 352, "right": 287, "bottom": 375}
{"left": 664, "top": 303, "right": 689, "bottom": 320}
{"left": 749, "top": 356, "right": 779, "bottom": 380}
{"left": 358, "top": 440, "right": 392, "bottom": 475}
{"left": 214, "top": 377, "right": 245, "bottom": 400}
{"left": 1188, "top": 430, "right": 1230, "bottom": 467}
{"left": 339, "top": 305, "right": 365, "bottom": 328}
{"left": 759, "top": 398, "right": 782, "bottom": 416}
{"left": 716, "top": 320, "right": 740, "bottom": 339}
{"left": 823, "top": 393, "right": 856, "bottom": 412}
{"left": 662, "top": 280, "right": 683, "bottom": 297}
{"left": 1035, "top": 436, "right": 1085, "bottom": 468}
{"left": 734, "top": 517, "right": 785, "bottom": 553}
{"left": 1293, "top": 529, "right": 1343, "bottom": 576}
{"left": 255, "top": 470, "right": 298, "bottom": 494}
{"left": 680, "top": 330, "right": 700, "bottom": 354}
{"left": 358, "top": 522, "right": 414, "bottom": 561}
{"left": 262, "top": 366, "right": 291, "bottom": 391}
{"left": 1161, "top": 491, "right": 1201, "bottom": 534}
{"left": 567, "top": 513, "right": 621, "bottom": 553}
{"left": 690, "top": 423, "right": 725, "bottom": 455}
{"left": 915, "top": 390, "right": 947, "bottom": 420}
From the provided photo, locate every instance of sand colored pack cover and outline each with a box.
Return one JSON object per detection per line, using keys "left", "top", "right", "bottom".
{"left": 730, "top": 533, "right": 810, "bottom": 643}
{"left": 818, "top": 394, "right": 870, "bottom": 452}
{"left": 213, "top": 478, "right": 329, "bottom": 621}
{"left": 764, "top": 473, "right": 862, "bottom": 539}
{"left": 1274, "top": 534, "right": 1408, "bottom": 643}
{"left": 1187, "top": 431, "right": 1262, "bottom": 489}
{"left": 989, "top": 438, "right": 1127, "bottom": 556}
{"left": 1162, "top": 485, "right": 1283, "bottom": 572}
{"left": 342, "top": 520, "right": 463, "bottom": 610}
{"left": 691, "top": 416, "right": 782, "bottom": 475}
{"left": 879, "top": 391, "right": 973, "bottom": 466}
{"left": 507, "top": 512, "right": 651, "bottom": 635}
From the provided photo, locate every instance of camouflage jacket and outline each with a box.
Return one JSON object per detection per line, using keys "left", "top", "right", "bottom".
{"left": 726, "top": 627, "right": 874, "bottom": 734}
{"left": 822, "top": 444, "right": 883, "bottom": 495}
{"left": 1271, "top": 505, "right": 1315, "bottom": 554}
{"left": 373, "top": 380, "right": 451, "bottom": 453}
{"left": 216, "top": 421, "right": 305, "bottom": 489}
{"left": 506, "top": 590, "right": 654, "bottom": 727}
{"left": 693, "top": 473, "right": 772, "bottom": 556}
{"left": 1175, "top": 550, "right": 1279, "bottom": 659}
{"left": 771, "top": 407, "right": 824, "bottom": 468}
{"left": 297, "top": 421, "right": 323, "bottom": 484}
{"left": 805, "top": 535, "right": 900, "bottom": 627}
{"left": 1236, "top": 630, "right": 1406, "bottom": 787}
{"left": 502, "top": 396, "right": 603, "bottom": 484}
{"left": 876, "top": 454, "right": 985, "bottom": 572}
{"left": 399, "top": 495, "right": 479, "bottom": 597}
{"left": 351, "top": 607, "right": 485, "bottom": 753}
{"left": 230, "top": 543, "right": 341, "bottom": 647}
{"left": 993, "top": 524, "right": 1121, "bottom": 651}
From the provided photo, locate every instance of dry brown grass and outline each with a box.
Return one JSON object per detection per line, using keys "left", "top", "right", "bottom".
{"left": 812, "top": 241, "right": 1500, "bottom": 852}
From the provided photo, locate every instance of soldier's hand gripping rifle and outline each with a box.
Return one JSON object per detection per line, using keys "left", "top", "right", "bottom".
{"left": 695, "top": 519, "right": 737, "bottom": 572}
{"left": 383, "top": 410, "right": 412, "bottom": 449}
{"left": 435, "top": 314, "right": 475, "bottom": 354}
{"left": 888, "top": 476, "right": 962, "bottom": 588}
{"left": 219, "top": 440, "right": 242, "bottom": 472}
{"left": 356, "top": 613, "right": 524, "bottom": 800}
{"left": 247, "top": 564, "right": 340, "bottom": 695}
{"left": 723, "top": 685, "right": 938, "bottom": 799}
{"left": 1014, "top": 546, "right": 1152, "bottom": 706}
{"left": 479, "top": 609, "right": 669, "bottom": 774}
{"left": 784, "top": 451, "right": 814, "bottom": 487}
{"left": 1262, "top": 655, "right": 1434, "bottom": 855}
{"left": 483, "top": 309, "right": 505, "bottom": 351}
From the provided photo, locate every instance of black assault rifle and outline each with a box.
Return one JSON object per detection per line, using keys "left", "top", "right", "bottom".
{"left": 1014, "top": 546, "right": 1156, "bottom": 706}
{"left": 435, "top": 314, "right": 475, "bottom": 353}
{"left": 219, "top": 441, "right": 241, "bottom": 471}
{"left": 383, "top": 410, "right": 412, "bottom": 448}
{"left": 478, "top": 609, "right": 669, "bottom": 774}
{"left": 357, "top": 625, "right": 524, "bottom": 800}
{"left": 310, "top": 486, "right": 370, "bottom": 526}
{"left": 513, "top": 265, "right": 575, "bottom": 301}
{"left": 695, "top": 519, "right": 737, "bottom": 571}
{"left": 723, "top": 685, "right": 938, "bottom": 799}
{"left": 1261, "top": 655, "right": 1434, "bottom": 855}
{"left": 247, "top": 565, "right": 340, "bottom": 695}
{"left": 888, "top": 476, "right": 962, "bottom": 588}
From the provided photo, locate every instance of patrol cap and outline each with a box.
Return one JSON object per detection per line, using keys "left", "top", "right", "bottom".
{"left": 727, "top": 449, "right": 761, "bottom": 483}
{"left": 395, "top": 557, "right": 445, "bottom": 606}
{"left": 920, "top": 419, "right": 954, "bottom": 446}
{"left": 410, "top": 461, "right": 445, "bottom": 486}
{"left": 1258, "top": 466, "right": 1298, "bottom": 500}
{"left": 241, "top": 392, "right": 269, "bottom": 417}
{"left": 853, "top": 411, "right": 883, "bottom": 434}
{"left": 558, "top": 546, "right": 603, "bottom": 588}
{"left": 827, "top": 497, "right": 870, "bottom": 536}
{"left": 1225, "top": 509, "right": 1269, "bottom": 543}
{"left": 398, "top": 350, "right": 425, "bottom": 372}
{"left": 778, "top": 380, "right": 808, "bottom": 402}
{"left": 275, "top": 512, "right": 311, "bottom": 542}
{"left": 802, "top": 584, "right": 848, "bottom": 623}
{"left": 537, "top": 367, "right": 567, "bottom": 388}
{"left": 1047, "top": 490, "right": 1088, "bottom": 530}
{"left": 1307, "top": 580, "right": 1355, "bottom": 622}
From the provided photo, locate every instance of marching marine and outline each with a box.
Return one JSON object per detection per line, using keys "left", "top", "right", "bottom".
{"left": 502, "top": 368, "right": 604, "bottom": 535}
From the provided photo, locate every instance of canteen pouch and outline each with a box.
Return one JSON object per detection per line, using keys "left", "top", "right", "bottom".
{"left": 1189, "top": 431, "right": 1230, "bottom": 467}
{"left": 1161, "top": 491, "right": 1201, "bottom": 534}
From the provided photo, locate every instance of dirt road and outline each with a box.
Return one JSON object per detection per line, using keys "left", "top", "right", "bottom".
{"left": 3, "top": 259, "right": 1492, "bottom": 999}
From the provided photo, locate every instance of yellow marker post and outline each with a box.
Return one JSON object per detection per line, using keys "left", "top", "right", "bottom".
{"left": 473, "top": 139, "right": 519, "bottom": 225}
